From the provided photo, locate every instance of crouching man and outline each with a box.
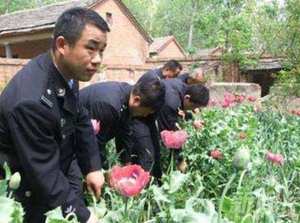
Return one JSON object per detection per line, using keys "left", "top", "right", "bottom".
{"left": 79, "top": 78, "right": 165, "bottom": 169}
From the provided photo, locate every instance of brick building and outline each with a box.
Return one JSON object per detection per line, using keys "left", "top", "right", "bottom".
{"left": 0, "top": 0, "right": 282, "bottom": 96}
{"left": 0, "top": 0, "right": 187, "bottom": 86}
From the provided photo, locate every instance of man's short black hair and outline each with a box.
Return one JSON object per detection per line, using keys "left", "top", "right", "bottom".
{"left": 52, "top": 7, "right": 110, "bottom": 49}
{"left": 186, "top": 84, "right": 209, "bottom": 106}
{"left": 133, "top": 78, "right": 166, "bottom": 112}
{"left": 162, "top": 60, "right": 183, "bottom": 71}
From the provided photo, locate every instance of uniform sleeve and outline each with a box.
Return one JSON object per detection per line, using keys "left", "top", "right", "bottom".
{"left": 90, "top": 101, "right": 118, "bottom": 131}
{"left": 177, "top": 73, "right": 189, "bottom": 83}
{"left": 7, "top": 100, "right": 90, "bottom": 222}
{"left": 115, "top": 116, "right": 133, "bottom": 164}
{"left": 89, "top": 101, "right": 119, "bottom": 164}
{"left": 75, "top": 105, "right": 102, "bottom": 175}
{"left": 130, "top": 117, "right": 162, "bottom": 178}
{"left": 157, "top": 105, "right": 179, "bottom": 131}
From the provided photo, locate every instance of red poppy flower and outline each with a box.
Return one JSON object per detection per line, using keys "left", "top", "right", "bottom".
{"left": 160, "top": 130, "right": 188, "bottom": 149}
{"left": 91, "top": 119, "right": 100, "bottom": 135}
{"left": 234, "top": 94, "right": 245, "bottom": 103}
{"left": 247, "top": 96, "right": 256, "bottom": 102}
{"left": 109, "top": 165, "right": 150, "bottom": 197}
{"left": 210, "top": 149, "right": 223, "bottom": 160}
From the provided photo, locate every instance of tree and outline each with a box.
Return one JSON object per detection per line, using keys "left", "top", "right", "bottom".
{"left": 0, "top": 0, "right": 61, "bottom": 15}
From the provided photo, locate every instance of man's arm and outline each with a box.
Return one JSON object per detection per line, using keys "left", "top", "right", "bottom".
{"left": 157, "top": 105, "right": 179, "bottom": 131}
{"left": 8, "top": 100, "right": 90, "bottom": 222}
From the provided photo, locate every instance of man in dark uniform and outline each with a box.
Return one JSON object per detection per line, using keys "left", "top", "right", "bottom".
{"left": 177, "top": 67, "right": 206, "bottom": 85}
{"left": 138, "top": 59, "right": 182, "bottom": 82}
{"left": 0, "top": 8, "right": 109, "bottom": 223}
{"left": 157, "top": 79, "right": 209, "bottom": 131}
{"left": 128, "top": 60, "right": 181, "bottom": 178}
{"left": 131, "top": 79, "right": 209, "bottom": 178}
{"left": 79, "top": 78, "right": 165, "bottom": 170}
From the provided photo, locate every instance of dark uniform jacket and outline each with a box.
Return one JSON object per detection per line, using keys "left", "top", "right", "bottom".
{"left": 79, "top": 82, "right": 133, "bottom": 166}
{"left": 0, "top": 52, "right": 101, "bottom": 223}
{"left": 137, "top": 68, "right": 164, "bottom": 82}
{"left": 158, "top": 79, "right": 186, "bottom": 131}
{"left": 138, "top": 68, "right": 189, "bottom": 85}
{"left": 177, "top": 73, "right": 189, "bottom": 83}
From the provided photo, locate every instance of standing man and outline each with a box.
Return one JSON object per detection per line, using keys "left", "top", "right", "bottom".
{"left": 79, "top": 78, "right": 165, "bottom": 169}
{"left": 0, "top": 7, "right": 109, "bottom": 223}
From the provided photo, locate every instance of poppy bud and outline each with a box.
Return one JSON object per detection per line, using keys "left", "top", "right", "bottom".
{"left": 233, "top": 148, "right": 250, "bottom": 169}
{"left": 9, "top": 172, "right": 21, "bottom": 190}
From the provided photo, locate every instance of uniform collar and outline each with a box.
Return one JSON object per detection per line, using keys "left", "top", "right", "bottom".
{"left": 40, "top": 52, "right": 78, "bottom": 115}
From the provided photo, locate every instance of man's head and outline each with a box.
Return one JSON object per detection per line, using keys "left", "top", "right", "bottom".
{"left": 161, "top": 60, "right": 182, "bottom": 79}
{"left": 52, "top": 7, "right": 110, "bottom": 81}
{"left": 183, "top": 84, "right": 209, "bottom": 111}
{"left": 129, "top": 79, "right": 166, "bottom": 117}
{"left": 186, "top": 68, "right": 206, "bottom": 85}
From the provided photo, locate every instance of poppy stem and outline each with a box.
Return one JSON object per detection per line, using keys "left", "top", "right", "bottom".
{"left": 218, "top": 172, "right": 236, "bottom": 221}
{"left": 167, "top": 150, "right": 174, "bottom": 175}
{"left": 124, "top": 197, "right": 128, "bottom": 219}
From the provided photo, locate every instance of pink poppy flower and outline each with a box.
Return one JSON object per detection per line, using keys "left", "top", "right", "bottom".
{"left": 266, "top": 151, "right": 284, "bottom": 166}
{"left": 208, "top": 99, "right": 217, "bottom": 107}
{"left": 109, "top": 165, "right": 150, "bottom": 197}
{"left": 91, "top": 119, "right": 100, "bottom": 135}
{"left": 160, "top": 130, "right": 188, "bottom": 149}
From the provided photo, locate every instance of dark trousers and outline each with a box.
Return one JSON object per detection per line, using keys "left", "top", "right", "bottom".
{"left": 17, "top": 159, "right": 85, "bottom": 223}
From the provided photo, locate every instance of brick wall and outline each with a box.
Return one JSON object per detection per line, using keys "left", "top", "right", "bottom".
{"left": 0, "top": 58, "right": 27, "bottom": 90}
{"left": 11, "top": 38, "right": 52, "bottom": 59}
{"left": 93, "top": 0, "right": 149, "bottom": 66}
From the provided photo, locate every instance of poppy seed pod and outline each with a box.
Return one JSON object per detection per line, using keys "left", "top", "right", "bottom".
{"left": 9, "top": 172, "right": 21, "bottom": 190}
{"left": 233, "top": 148, "right": 250, "bottom": 170}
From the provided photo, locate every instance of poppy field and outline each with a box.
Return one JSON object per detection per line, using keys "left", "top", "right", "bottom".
{"left": 1, "top": 95, "right": 300, "bottom": 223}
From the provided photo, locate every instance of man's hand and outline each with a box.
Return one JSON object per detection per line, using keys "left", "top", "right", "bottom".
{"left": 86, "top": 170, "right": 105, "bottom": 200}
{"left": 177, "top": 159, "right": 188, "bottom": 173}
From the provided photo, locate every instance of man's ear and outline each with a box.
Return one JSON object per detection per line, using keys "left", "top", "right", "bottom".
{"left": 55, "top": 36, "right": 68, "bottom": 56}
{"left": 184, "top": 94, "right": 191, "bottom": 101}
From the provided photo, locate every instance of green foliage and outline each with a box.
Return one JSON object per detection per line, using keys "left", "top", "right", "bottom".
{"left": 182, "top": 104, "right": 300, "bottom": 222}
{"left": 0, "top": 0, "right": 62, "bottom": 15}
{"left": 270, "top": 66, "right": 300, "bottom": 98}
{"left": 0, "top": 164, "right": 24, "bottom": 223}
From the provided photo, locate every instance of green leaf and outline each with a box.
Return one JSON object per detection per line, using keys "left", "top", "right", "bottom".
{"left": 169, "top": 171, "right": 188, "bottom": 194}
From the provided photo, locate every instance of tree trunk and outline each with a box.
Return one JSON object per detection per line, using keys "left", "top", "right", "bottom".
{"left": 4, "top": 0, "right": 12, "bottom": 14}
{"left": 188, "top": 22, "right": 194, "bottom": 49}
{"left": 187, "top": 0, "right": 199, "bottom": 50}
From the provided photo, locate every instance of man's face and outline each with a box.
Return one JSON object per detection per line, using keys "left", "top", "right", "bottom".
{"left": 162, "top": 68, "right": 181, "bottom": 79}
{"left": 63, "top": 23, "right": 107, "bottom": 82}
{"left": 183, "top": 95, "right": 202, "bottom": 111}
{"left": 188, "top": 68, "right": 205, "bottom": 84}
{"left": 131, "top": 106, "right": 154, "bottom": 118}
